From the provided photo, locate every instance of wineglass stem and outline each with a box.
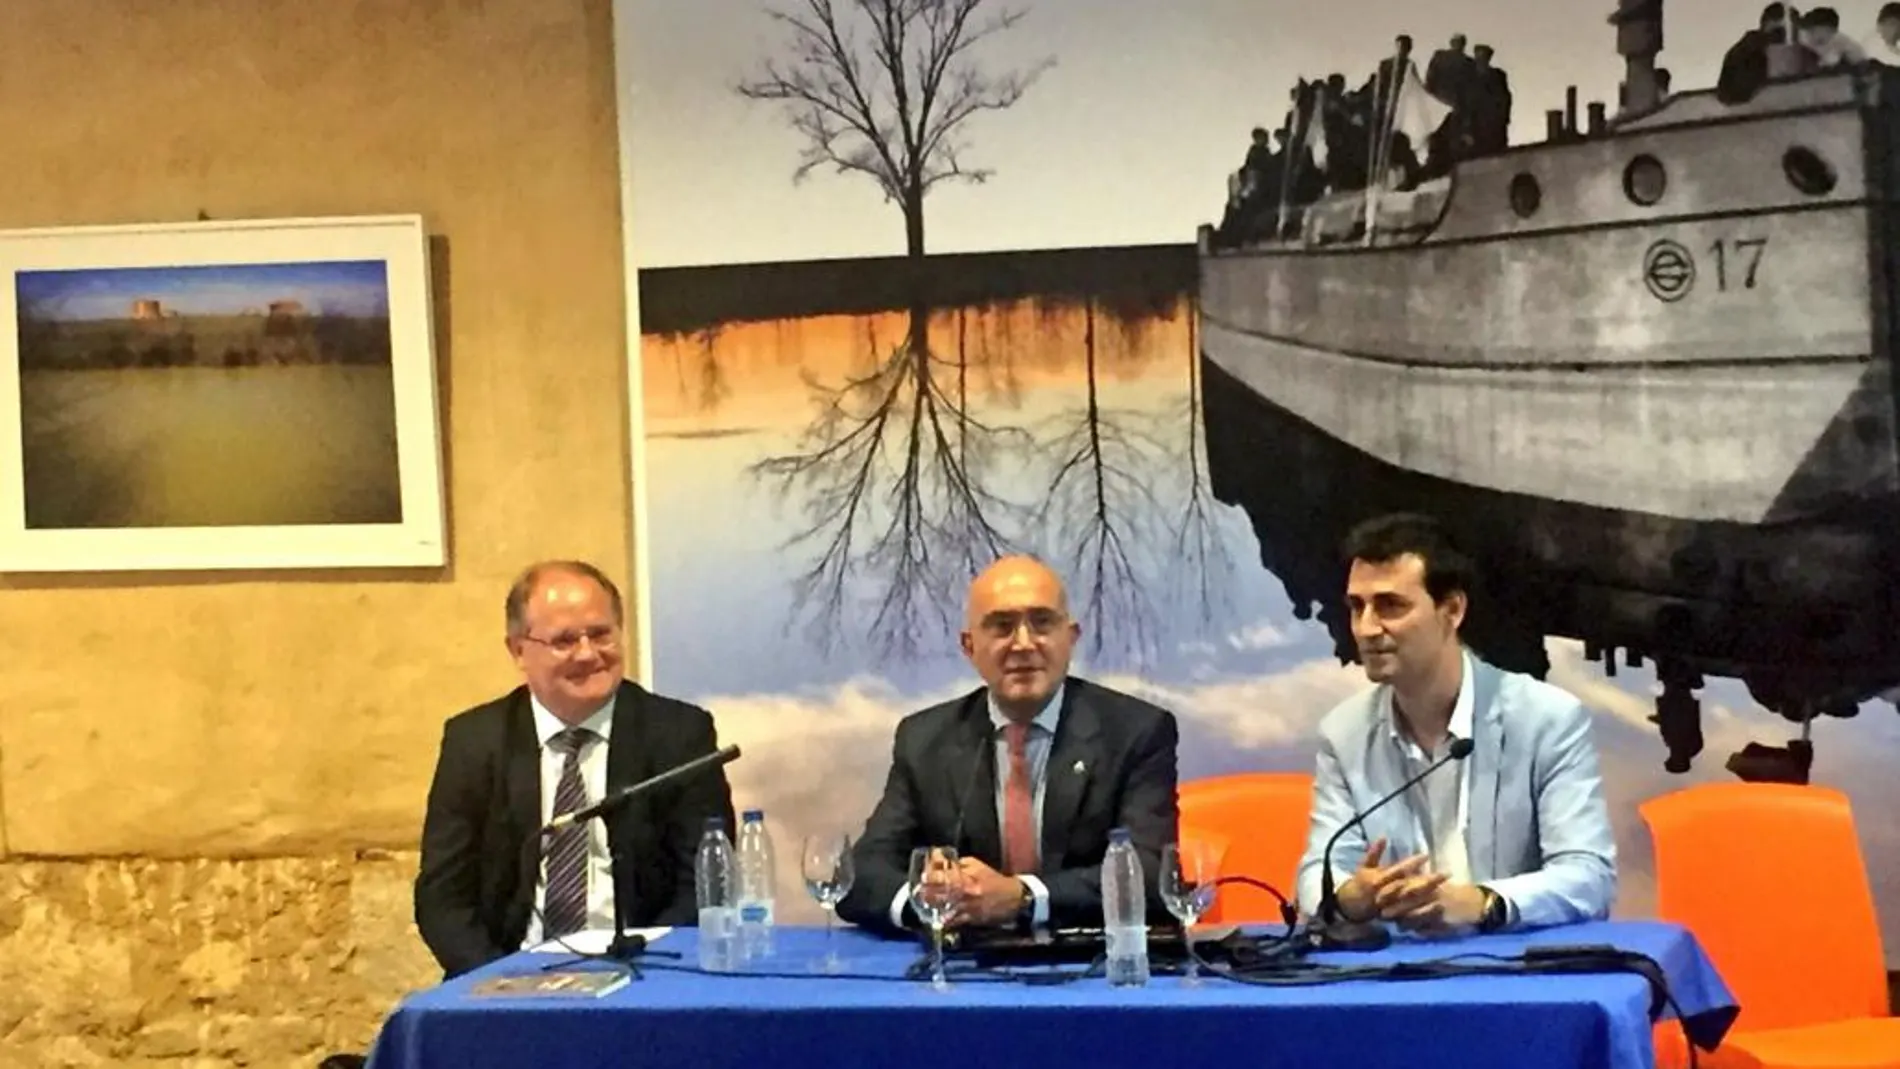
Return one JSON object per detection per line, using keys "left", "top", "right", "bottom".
{"left": 930, "top": 920, "right": 947, "bottom": 988}
{"left": 1182, "top": 910, "right": 1201, "bottom": 984}
{"left": 823, "top": 903, "right": 836, "bottom": 962}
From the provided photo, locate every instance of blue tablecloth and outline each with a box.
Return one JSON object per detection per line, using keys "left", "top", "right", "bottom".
{"left": 367, "top": 921, "right": 1737, "bottom": 1069}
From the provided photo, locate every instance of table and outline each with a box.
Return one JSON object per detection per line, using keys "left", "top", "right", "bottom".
{"left": 367, "top": 921, "right": 1738, "bottom": 1069}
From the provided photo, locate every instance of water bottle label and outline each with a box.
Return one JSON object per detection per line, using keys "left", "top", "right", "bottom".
{"left": 1105, "top": 926, "right": 1147, "bottom": 955}
{"left": 739, "top": 903, "right": 769, "bottom": 924}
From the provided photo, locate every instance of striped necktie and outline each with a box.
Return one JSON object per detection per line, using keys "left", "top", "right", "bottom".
{"left": 543, "top": 727, "right": 595, "bottom": 937}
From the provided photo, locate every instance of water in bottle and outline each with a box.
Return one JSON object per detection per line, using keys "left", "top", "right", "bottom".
{"left": 736, "top": 809, "right": 778, "bottom": 960}
{"left": 1101, "top": 826, "right": 1150, "bottom": 987}
{"left": 695, "top": 817, "right": 740, "bottom": 972}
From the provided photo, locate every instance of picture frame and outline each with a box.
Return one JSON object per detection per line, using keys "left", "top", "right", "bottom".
{"left": 0, "top": 213, "right": 446, "bottom": 572}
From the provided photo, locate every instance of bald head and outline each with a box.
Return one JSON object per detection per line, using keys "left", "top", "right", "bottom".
{"left": 965, "top": 555, "right": 1067, "bottom": 626}
{"left": 960, "top": 556, "right": 1080, "bottom": 721}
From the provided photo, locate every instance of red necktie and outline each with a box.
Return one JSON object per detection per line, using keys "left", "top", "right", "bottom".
{"left": 1002, "top": 722, "right": 1039, "bottom": 874}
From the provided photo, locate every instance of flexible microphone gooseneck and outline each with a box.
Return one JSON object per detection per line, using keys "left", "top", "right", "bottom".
{"left": 524, "top": 743, "right": 743, "bottom": 965}
{"left": 543, "top": 744, "right": 741, "bottom": 831}
{"left": 946, "top": 716, "right": 993, "bottom": 856}
{"left": 1316, "top": 736, "right": 1474, "bottom": 934}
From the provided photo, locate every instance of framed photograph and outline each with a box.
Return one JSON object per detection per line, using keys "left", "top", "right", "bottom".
{"left": 0, "top": 214, "right": 445, "bottom": 572}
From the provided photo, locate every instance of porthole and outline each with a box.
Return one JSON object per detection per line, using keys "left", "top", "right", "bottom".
{"left": 1783, "top": 146, "right": 1837, "bottom": 195}
{"left": 1508, "top": 173, "right": 1541, "bottom": 217}
{"left": 1624, "top": 154, "right": 1666, "bottom": 206}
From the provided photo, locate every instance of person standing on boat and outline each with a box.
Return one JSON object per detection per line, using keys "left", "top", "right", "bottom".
{"left": 1466, "top": 46, "right": 1511, "bottom": 155}
{"left": 1294, "top": 513, "right": 1617, "bottom": 938}
{"left": 1865, "top": 3, "right": 1900, "bottom": 63}
{"left": 1717, "top": 3, "right": 1814, "bottom": 104}
{"left": 1799, "top": 8, "right": 1868, "bottom": 65}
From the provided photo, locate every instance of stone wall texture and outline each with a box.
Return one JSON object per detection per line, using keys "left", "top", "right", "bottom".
{"left": 0, "top": 1, "right": 633, "bottom": 1065}
{"left": 0, "top": 854, "right": 437, "bottom": 1068}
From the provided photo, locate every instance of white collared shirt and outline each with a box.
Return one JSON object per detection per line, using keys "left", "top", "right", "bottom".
{"left": 1380, "top": 649, "right": 1477, "bottom": 884}
{"left": 521, "top": 693, "right": 617, "bottom": 947}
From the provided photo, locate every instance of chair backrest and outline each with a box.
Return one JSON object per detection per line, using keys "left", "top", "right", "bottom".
{"left": 1178, "top": 771, "right": 1314, "bottom": 924}
{"left": 1638, "top": 781, "right": 1889, "bottom": 1030}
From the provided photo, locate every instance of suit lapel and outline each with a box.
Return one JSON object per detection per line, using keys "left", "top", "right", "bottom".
{"left": 1039, "top": 681, "right": 1099, "bottom": 869}
{"left": 604, "top": 681, "right": 645, "bottom": 798}
{"left": 952, "top": 696, "right": 1003, "bottom": 864}
{"left": 1466, "top": 656, "right": 1503, "bottom": 880}
{"left": 599, "top": 681, "right": 647, "bottom": 914}
{"left": 504, "top": 690, "right": 541, "bottom": 890}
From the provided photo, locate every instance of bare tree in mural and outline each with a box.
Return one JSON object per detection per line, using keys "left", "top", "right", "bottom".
{"left": 674, "top": 325, "right": 732, "bottom": 414}
{"left": 1171, "top": 303, "right": 1237, "bottom": 631}
{"left": 736, "top": 0, "right": 1052, "bottom": 272}
{"left": 1036, "top": 298, "right": 1169, "bottom": 666}
{"left": 753, "top": 332, "right": 1030, "bottom": 660}
{"left": 740, "top": 0, "right": 1048, "bottom": 657}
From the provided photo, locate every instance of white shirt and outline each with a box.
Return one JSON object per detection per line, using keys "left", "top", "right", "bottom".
{"left": 520, "top": 693, "right": 618, "bottom": 947}
{"left": 1379, "top": 648, "right": 1515, "bottom": 923}
{"left": 1381, "top": 653, "right": 1475, "bottom": 885}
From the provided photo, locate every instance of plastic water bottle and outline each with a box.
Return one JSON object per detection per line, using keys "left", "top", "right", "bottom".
{"left": 695, "top": 817, "right": 740, "bottom": 972}
{"left": 1102, "top": 826, "right": 1150, "bottom": 987}
{"left": 736, "top": 809, "right": 778, "bottom": 960}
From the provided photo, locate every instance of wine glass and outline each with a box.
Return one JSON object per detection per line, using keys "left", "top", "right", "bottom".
{"left": 801, "top": 832, "right": 856, "bottom": 973}
{"left": 907, "top": 845, "right": 961, "bottom": 991}
{"left": 1160, "top": 840, "right": 1219, "bottom": 986}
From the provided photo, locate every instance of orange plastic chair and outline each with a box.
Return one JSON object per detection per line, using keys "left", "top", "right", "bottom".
{"left": 1177, "top": 771, "right": 1313, "bottom": 924}
{"left": 1640, "top": 782, "right": 1900, "bottom": 1069}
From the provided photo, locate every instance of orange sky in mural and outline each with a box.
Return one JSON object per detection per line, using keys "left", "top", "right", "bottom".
{"left": 641, "top": 296, "right": 1198, "bottom": 433}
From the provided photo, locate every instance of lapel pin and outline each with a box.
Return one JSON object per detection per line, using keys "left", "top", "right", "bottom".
{"left": 1072, "top": 760, "right": 1086, "bottom": 775}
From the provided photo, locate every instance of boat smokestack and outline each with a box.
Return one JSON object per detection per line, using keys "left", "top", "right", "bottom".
{"left": 1587, "top": 101, "right": 1608, "bottom": 133}
{"left": 1610, "top": 0, "right": 1664, "bottom": 116}
{"left": 1565, "top": 85, "right": 1579, "bottom": 134}
{"left": 1545, "top": 109, "right": 1565, "bottom": 141}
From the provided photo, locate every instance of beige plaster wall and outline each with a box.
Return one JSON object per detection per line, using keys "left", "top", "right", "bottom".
{"left": 0, "top": 1, "right": 634, "bottom": 1064}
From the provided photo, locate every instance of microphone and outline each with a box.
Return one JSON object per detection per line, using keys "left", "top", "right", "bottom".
{"left": 1317, "top": 736, "right": 1473, "bottom": 928}
{"left": 946, "top": 719, "right": 992, "bottom": 855}
{"left": 543, "top": 744, "right": 741, "bottom": 831}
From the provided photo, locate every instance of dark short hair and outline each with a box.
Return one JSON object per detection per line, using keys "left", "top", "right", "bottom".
{"left": 1882, "top": 2, "right": 1900, "bottom": 22}
{"left": 1340, "top": 512, "right": 1477, "bottom": 604}
{"left": 1801, "top": 6, "right": 1838, "bottom": 28}
{"left": 505, "top": 560, "right": 625, "bottom": 636}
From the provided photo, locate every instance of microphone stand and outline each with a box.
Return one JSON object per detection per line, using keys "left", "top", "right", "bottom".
{"left": 533, "top": 743, "right": 742, "bottom": 967}
{"left": 1310, "top": 737, "right": 1474, "bottom": 952}
{"left": 606, "top": 847, "right": 647, "bottom": 967}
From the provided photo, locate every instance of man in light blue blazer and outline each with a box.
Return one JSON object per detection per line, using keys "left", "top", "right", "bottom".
{"left": 1295, "top": 513, "right": 1616, "bottom": 937}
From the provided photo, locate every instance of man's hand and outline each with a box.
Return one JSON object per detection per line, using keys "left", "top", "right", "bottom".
{"left": 954, "top": 857, "right": 1026, "bottom": 928}
{"left": 1335, "top": 837, "right": 1444, "bottom": 922}
{"left": 1392, "top": 881, "right": 1487, "bottom": 935}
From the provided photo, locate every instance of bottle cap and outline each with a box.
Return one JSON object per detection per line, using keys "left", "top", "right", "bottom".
{"left": 1108, "top": 827, "right": 1132, "bottom": 844}
{"left": 743, "top": 809, "right": 764, "bottom": 822}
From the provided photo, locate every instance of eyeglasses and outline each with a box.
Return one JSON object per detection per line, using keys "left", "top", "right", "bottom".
{"left": 520, "top": 625, "right": 620, "bottom": 656}
{"left": 977, "top": 608, "right": 1068, "bottom": 640}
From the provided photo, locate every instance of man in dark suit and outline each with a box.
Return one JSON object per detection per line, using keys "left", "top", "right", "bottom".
{"left": 414, "top": 560, "right": 736, "bottom": 978}
{"left": 836, "top": 556, "right": 1180, "bottom": 936}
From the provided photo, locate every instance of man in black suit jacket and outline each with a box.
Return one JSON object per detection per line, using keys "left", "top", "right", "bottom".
{"left": 837, "top": 556, "right": 1179, "bottom": 936}
{"left": 414, "top": 561, "right": 736, "bottom": 978}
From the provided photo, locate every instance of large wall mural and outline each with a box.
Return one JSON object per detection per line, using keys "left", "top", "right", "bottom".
{"left": 620, "top": 0, "right": 1900, "bottom": 956}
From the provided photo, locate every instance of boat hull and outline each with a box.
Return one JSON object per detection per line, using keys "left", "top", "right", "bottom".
{"left": 1200, "top": 203, "right": 1896, "bottom": 524}
{"left": 1198, "top": 354, "right": 1900, "bottom": 708}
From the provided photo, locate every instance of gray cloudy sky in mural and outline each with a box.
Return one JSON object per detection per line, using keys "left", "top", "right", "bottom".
{"left": 623, "top": 0, "right": 1889, "bottom": 265}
